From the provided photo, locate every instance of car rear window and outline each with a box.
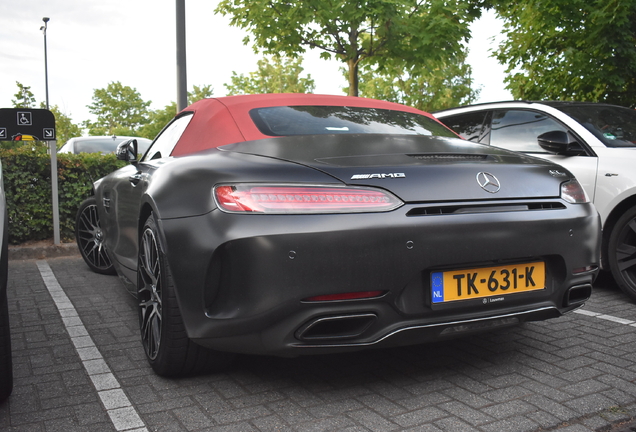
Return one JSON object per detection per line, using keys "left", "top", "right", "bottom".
{"left": 250, "top": 106, "right": 457, "bottom": 138}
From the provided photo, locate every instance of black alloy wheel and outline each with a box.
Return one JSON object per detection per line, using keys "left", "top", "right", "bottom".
{"left": 608, "top": 205, "right": 636, "bottom": 302}
{"left": 75, "top": 197, "right": 115, "bottom": 275}
{"left": 137, "top": 213, "right": 233, "bottom": 377}
{"left": 138, "top": 219, "right": 162, "bottom": 362}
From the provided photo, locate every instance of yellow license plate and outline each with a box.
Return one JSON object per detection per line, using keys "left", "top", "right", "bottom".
{"left": 431, "top": 262, "right": 545, "bottom": 304}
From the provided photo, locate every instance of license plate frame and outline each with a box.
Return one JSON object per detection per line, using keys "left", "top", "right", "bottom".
{"left": 431, "top": 262, "right": 546, "bottom": 304}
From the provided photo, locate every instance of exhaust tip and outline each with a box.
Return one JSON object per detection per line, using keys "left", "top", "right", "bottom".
{"left": 296, "top": 314, "right": 377, "bottom": 341}
{"left": 564, "top": 284, "right": 592, "bottom": 306}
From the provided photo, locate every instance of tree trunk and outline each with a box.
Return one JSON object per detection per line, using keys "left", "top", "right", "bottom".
{"left": 347, "top": 58, "right": 359, "bottom": 97}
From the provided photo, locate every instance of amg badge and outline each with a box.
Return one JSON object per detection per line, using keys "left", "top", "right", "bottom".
{"left": 351, "top": 173, "right": 406, "bottom": 180}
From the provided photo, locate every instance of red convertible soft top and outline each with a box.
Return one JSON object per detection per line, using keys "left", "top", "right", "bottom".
{"left": 171, "top": 93, "right": 436, "bottom": 156}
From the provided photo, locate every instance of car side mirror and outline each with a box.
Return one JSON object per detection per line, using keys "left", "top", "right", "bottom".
{"left": 116, "top": 139, "right": 138, "bottom": 163}
{"left": 537, "top": 131, "right": 586, "bottom": 156}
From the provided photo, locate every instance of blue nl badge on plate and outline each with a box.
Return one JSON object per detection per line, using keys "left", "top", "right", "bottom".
{"left": 431, "top": 272, "right": 444, "bottom": 303}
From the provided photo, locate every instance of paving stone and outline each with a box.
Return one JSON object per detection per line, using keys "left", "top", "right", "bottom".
{"left": 524, "top": 394, "right": 580, "bottom": 422}
{"left": 433, "top": 416, "right": 477, "bottom": 431}
{"left": 481, "top": 400, "right": 535, "bottom": 418}
{"left": 440, "top": 387, "right": 490, "bottom": 409}
{"left": 347, "top": 408, "right": 400, "bottom": 431}
{"left": 392, "top": 407, "right": 447, "bottom": 428}
{"left": 478, "top": 415, "right": 538, "bottom": 432}
{"left": 439, "top": 400, "right": 494, "bottom": 426}
{"left": 265, "top": 399, "right": 316, "bottom": 425}
{"left": 356, "top": 393, "right": 408, "bottom": 417}
{"left": 565, "top": 393, "right": 617, "bottom": 415}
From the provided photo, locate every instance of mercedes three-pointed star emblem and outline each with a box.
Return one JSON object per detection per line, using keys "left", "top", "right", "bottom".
{"left": 476, "top": 172, "right": 501, "bottom": 193}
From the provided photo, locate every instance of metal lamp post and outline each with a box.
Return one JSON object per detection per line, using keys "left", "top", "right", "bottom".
{"left": 176, "top": 0, "right": 187, "bottom": 112}
{"left": 40, "top": 17, "right": 50, "bottom": 110}
{"left": 40, "top": 16, "right": 60, "bottom": 245}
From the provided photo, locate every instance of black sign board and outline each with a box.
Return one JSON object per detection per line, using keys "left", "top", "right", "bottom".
{"left": 0, "top": 108, "right": 56, "bottom": 141}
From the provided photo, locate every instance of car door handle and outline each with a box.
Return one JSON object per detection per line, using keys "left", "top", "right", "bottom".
{"left": 129, "top": 172, "right": 142, "bottom": 186}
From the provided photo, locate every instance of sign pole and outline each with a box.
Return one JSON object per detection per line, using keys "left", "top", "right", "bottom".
{"left": 49, "top": 141, "right": 60, "bottom": 245}
{"left": 41, "top": 18, "right": 59, "bottom": 245}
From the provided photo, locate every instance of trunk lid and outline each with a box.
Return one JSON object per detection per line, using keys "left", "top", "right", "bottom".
{"left": 219, "top": 134, "right": 570, "bottom": 202}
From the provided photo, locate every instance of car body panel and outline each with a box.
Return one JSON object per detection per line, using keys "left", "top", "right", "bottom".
{"left": 527, "top": 153, "right": 599, "bottom": 203}
{"left": 594, "top": 148, "right": 636, "bottom": 222}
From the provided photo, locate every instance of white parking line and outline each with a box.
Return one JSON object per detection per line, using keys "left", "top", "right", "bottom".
{"left": 36, "top": 261, "right": 148, "bottom": 432}
{"left": 574, "top": 308, "right": 636, "bottom": 326}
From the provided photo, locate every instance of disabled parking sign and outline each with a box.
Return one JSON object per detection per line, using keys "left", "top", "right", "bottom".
{"left": 0, "top": 108, "right": 56, "bottom": 141}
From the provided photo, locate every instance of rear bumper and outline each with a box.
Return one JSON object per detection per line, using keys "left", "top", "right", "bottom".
{"left": 159, "top": 199, "right": 600, "bottom": 356}
{"left": 195, "top": 305, "right": 571, "bottom": 356}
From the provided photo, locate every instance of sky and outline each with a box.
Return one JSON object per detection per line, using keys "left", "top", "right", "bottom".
{"left": 0, "top": 0, "right": 512, "bottom": 131}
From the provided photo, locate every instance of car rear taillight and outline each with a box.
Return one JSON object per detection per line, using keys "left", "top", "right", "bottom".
{"left": 214, "top": 184, "right": 403, "bottom": 214}
{"left": 561, "top": 179, "right": 589, "bottom": 204}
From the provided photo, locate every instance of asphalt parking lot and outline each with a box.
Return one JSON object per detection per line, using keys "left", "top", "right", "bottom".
{"left": 2, "top": 251, "right": 636, "bottom": 432}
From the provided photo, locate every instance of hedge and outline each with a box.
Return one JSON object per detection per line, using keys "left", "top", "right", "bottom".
{"left": 1, "top": 145, "right": 126, "bottom": 244}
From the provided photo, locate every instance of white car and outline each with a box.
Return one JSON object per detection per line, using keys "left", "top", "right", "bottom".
{"left": 435, "top": 102, "right": 636, "bottom": 300}
{"left": 58, "top": 135, "right": 152, "bottom": 155}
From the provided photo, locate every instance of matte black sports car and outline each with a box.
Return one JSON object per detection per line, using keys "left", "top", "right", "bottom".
{"left": 76, "top": 94, "right": 601, "bottom": 377}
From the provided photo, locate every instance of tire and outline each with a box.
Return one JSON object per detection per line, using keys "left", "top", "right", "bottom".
{"left": 0, "top": 207, "right": 13, "bottom": 403}
{"left": 608, "top": 205, "right": 636, "bottom": 301}
{"left": 75, "top": 197, "right": 116, "bottom": 275}
{"left": 137, "top": 213, "right": 233, "bottom": 377}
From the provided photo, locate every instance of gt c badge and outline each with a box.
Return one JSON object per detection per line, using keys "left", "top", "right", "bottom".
{"left": 351, "top": 173, "right": 406, "bottom": 180}
{"left": 476, "top": 172, "right": 501, "bottom": 193}
{"left": 549, "top": 169, "right": 568, "bottom": 178}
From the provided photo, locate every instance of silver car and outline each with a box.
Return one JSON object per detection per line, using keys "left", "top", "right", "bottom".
{"left": 58, "top": 135, "right": 152, "bottom": 155}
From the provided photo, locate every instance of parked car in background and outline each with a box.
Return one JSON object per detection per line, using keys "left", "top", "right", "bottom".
{"left": 76, "top": 94, "right": 600, "bottom": 377}
{"left": 0, "top": 160, "right": 12, "bottom": 402}
{"left": 59, "top": 135, "right": 152, "bottom": 155}
{"left": 435, "top": 101, "right": 636, "bottom": 301}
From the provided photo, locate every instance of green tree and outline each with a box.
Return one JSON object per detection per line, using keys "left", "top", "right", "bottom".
{"left": 84, "top": 81, "right": 151, "bottom": 135}
{"left": 47, "top": 106, "right": 83, "bottom": 146}
{"left": 225, "top": 56, "right": 316, "bottom": 95}
{"left": 6, "top": 82, "right": 82, "bottom": 148}
{"left": 138, "top": 103, "right": 177, "bottom": 140}
{"left": 137, "top": 85, "right": 215, "bottom": 140}
{"left": 354, "top": 52, "right": 480, "bottom": 112}
{"left": 494, "top": 0, "right": 636, "bottom": 106}
{"left": 188, "top": 84, "right": 214, "bottom": 104}
{"left": 11, "top": 82, "right": 37, "bottom": 108}
{"left": 216, "top": 0, "right": 484, "bottom": 97}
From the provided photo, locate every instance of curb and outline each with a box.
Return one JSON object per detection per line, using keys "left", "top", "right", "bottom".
{"left": 8, "top": 242, "right": 80, "bottom": 260}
